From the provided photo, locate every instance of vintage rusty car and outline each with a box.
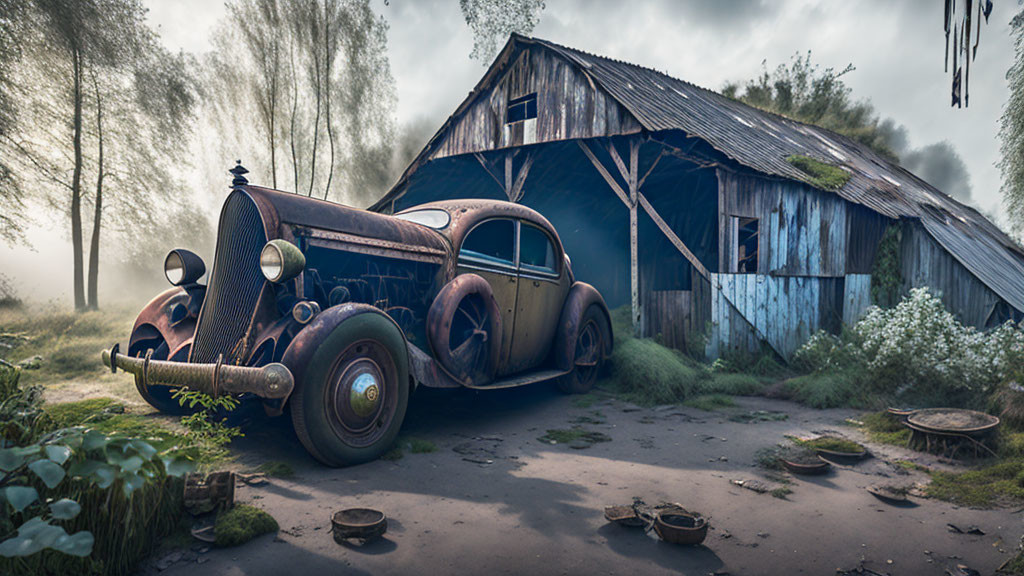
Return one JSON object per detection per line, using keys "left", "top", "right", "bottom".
{"left": 102, "top": 166, "right": 612, "bottom": 466}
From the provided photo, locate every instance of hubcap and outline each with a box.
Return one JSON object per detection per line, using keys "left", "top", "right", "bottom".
{"left": 331, "top": 356, "right": 386, "bottom": 435}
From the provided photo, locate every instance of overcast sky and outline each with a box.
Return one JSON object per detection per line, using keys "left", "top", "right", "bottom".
{"left": 4, "top": 0, "right": 1019, "bottom": 302}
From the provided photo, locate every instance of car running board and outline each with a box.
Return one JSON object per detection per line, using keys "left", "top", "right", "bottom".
{"left": 461, "top": 368, "right": 571, "bottom": 390}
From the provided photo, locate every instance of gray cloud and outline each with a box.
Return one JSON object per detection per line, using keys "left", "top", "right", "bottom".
{"left": 901, "top": 141, "right": 974, "bottom": 203}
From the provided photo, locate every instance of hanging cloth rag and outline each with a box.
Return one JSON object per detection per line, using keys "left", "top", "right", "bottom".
{"left": 952, "top": 23, "right": 961, "bottom": 108}
{"left": 974, "top": 0, "right": 983, "bottom": 58}
{"left": 945, "top": 0, "right": 953, "bottom": 72}
{"left": 983, "top": 0, "right": 993, "bottom": 22}
{"left": 965, "top": 0, "right": 972, "bottom": 107}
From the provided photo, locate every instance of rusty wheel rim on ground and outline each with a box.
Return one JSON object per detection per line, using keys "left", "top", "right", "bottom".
{"left": 324, "top": 340, "right": 399, "bottom": 449}
{"left": 573, "top": 317, "right": 603, "bottom": 387}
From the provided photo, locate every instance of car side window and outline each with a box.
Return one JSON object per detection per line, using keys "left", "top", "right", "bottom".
{"left": 460, "top": 219, "right": 516, "bottom": 268}
{"left": 519, "top": 223, "right": 557, "bottom": 275}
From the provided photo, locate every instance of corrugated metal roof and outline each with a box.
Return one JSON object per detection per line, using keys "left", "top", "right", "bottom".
{"left": 378, "top": 33, "right": 1024, "bottom": 313}
{"left": 526, "top": 35, "right": 1024, "bottom": 313}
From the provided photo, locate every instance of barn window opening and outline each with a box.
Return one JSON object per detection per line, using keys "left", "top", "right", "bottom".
{"left": 506, "top": 93, "right": 537, "bottom": 124}
{"left": 731, "top": 216, "right": 759, "bottom": 274}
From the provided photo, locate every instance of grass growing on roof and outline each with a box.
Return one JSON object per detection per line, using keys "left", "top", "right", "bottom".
{"left": 214, "top": 505, "right": 278, "bottom": 547}
{"left": 786, "top": 155, "right": 851, "bottom": 191}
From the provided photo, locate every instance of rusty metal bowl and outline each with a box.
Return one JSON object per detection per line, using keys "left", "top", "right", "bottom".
{"left": 332, "top": 508, "right": 387, "bottom": 543}
{"left": 653, "top": 511, "right": 708, "bottom": 545}
{"left": 781, "top": 456, "right": 831, "bottom": 475}
{"left": 906, "top": 408, "right": 1000, "bottom": 437}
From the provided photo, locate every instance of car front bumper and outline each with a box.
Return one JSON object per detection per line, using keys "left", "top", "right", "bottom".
{"left": 101, "top": 344, "right": 294, "bottom": 400}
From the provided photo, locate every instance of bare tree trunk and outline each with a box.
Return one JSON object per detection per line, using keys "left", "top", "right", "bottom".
{"left": 323, "top": 1, "right": 335, "bottom": 201}
{"left": 87, "top": 72, "right": 104, "bottom": 310}
{"left": 306, "top": 37, "right": 322, "bottom": 197}
{"left": 289, "top": 39, "right": 299, "bottom": 194}
{"left": 70, "top": 47, "right": 86, "bottom": 311}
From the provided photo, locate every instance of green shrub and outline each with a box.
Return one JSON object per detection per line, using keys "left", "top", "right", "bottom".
{"left": 214, "top": 505, "right": 278, "bottom": 547}
{"left": 606, "top": 338, "right": 706, "bottom": 405}
{"left": 784, "top": 370, "right": 863, "bottom": 409}
{"left": 859, "top": 411, "right": 911, "bottom": 445}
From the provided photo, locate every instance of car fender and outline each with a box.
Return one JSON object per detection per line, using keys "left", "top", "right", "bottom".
{"left": 281, "top": 303, "right": 412, "bottom": 400}
{"left": 552, "top": 282, "right": 613, "bottom": 372}
{"left": 129, "top": 287, "right": 203, "bottom": 361}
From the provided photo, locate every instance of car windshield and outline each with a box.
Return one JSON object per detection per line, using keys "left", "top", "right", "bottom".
{"left": 394, "top": 209, "right": 450, "bottom": 229}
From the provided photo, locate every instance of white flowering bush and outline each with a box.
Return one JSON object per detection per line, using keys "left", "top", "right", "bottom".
{"left": 795, "top": 287, "right": 1024, "bottom": 404}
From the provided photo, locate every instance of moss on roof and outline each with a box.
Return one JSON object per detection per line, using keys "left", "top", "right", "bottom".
{"left": 786, "top": 155, "right": 852, "bottom": 191}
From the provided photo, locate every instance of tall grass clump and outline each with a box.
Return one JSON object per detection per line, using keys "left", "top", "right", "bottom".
{"left": 607, "top": 338, "right": 706, "bottom": 406}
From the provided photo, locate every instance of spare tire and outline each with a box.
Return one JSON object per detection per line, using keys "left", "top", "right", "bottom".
{"left": 427, "top": 274, "right": 502, "bottom": 385}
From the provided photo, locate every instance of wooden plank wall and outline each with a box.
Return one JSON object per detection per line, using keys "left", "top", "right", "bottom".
{"left": 718, "top": 170, "right": 847, "bottom": 277}
{"left": 901, "top": 222, "right": 1004, "bottom": 327}
{"left": 642, "top": 290, "right": 692, "bottom": 350}
{"left": 843, "top": 274, "right": 873, "bottom": 325}
{"left": 708, "top": 273, "right": 847, "bottom": 360}
{"left": 432, "top": 46, "right": 641, "bottom": 159}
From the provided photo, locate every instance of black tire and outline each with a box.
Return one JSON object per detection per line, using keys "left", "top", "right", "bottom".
{"left": 128, "top": 337, "right": 193, "bottom": 415}
{"left": 290, "top": 312, "right": 410, "bottom": 467}
{"left": 557, "top": 305, "right": 609, "bottom": 395}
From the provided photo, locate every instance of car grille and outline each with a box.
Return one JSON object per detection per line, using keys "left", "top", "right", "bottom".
{"left": 190, "top": 190, "right": 268, "bottom": 364}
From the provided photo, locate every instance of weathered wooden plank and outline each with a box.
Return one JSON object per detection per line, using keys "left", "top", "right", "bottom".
{"left": 578, "top": 141, "right": 630, "bottom": 208}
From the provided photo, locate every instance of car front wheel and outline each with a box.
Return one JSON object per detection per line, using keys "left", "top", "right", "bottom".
{"left": 290, "top": 312, "right": 410, "bottom": 467}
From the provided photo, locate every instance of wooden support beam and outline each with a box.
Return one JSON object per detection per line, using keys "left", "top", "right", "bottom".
{"left": 474, "top": 152, "right": 505, "bottom": 194}
{"left": 577, "top": 140, "right": 630, "bottom": 208}
{"left": 504, "top": 153, "right": 513, "bottom": 200}
{"left": 607, "top": 141, "right": 631, "bottom": 184}
{"left": 509, "top": 153, "right": 533, "bottom": 202}
{"left": 637, "top": 150, "right": 664, "bottom": 190}
{"left": 628, "top": 138, "right": 640, "bottom": 336}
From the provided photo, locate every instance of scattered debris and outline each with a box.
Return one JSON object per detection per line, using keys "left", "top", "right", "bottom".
{"left": 729, "top": 410, "right": 788, "bottom": 423}
{"left": 236, "top": 472, "right": 268, "bottom": 486}
{"left": 946, "top": 523, "right": 985, "bottom": 536}
{"left": 184, "top": 472, "right": 235, "bottom": 516}
{"left": 867, "top": 484, "right": 912, "bottom": 505}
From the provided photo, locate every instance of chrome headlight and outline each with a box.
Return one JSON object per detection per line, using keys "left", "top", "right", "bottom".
{"left": 164, "top": 249, "right": 206, "bottom": 286}
{"left": 260, "top": 239, "right": 305, "bottom": 283}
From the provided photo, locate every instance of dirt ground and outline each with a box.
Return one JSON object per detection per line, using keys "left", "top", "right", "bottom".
{"left": 139, "top": 385, "right": 1021, "bottom": 576}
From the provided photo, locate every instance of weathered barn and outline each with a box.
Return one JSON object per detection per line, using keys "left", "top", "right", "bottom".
{"left": 372, "top": 34, "right": 1024, "bottom": 360}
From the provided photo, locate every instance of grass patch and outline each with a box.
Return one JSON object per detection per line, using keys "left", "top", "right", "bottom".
{"left": 605, "top": 338, "right": 707, "bottom": 406}
{"left": 43, "top": 397, "right": 121, "bottom": 427}
{"left": 786, "top": 154, "right": 851, "bottom": 191}
{"left": 859, "top": 411, "right": 911, "bottom": 445}
{"left": 381, "top": 446, "right": 404, "bottom": 461}
{"left": 730, "top": 410, "right": 788, "bottom": 423}
{"left": 684, "top": 394, "right": 735, "bottom": 411}
{"left": 214, "top": 504, "right": 278, "bottom": 547}
{"left": 697, "top": 372, "right": 768, "bottom": 396}
{"left": 571, "top": 394, "right": 600, "bottom": 409}
{"left": 754, "top": 446, "right": 785, "bottom": 471}
{"left": 784, "top": 370, "right": 863, "bottom": 408}
{"left": 43, "top": 398, "right": 187, "bottom": 452}
{"left": 0, "top": 305, "right": 136, "bottom": 383}
{"left": 570, "top": 411, "right": 607, "bottom": 425}
{"left": 538, "top": 427, "right": 612, "bottom": 448}
{"left": 794, "top": 436, "right": 865, "bottom": 454}
{"left": 770, "top": 487, "right": 792, "bottom": 499}
{"left": 927, "top": 458, "right": 1024, "bottom": 508}
{"left": 894, "top": 460, "right": 930, "bottom": 473}
{"left": 405, "top": 437, "right": 437, "bottom": 454}
{"left": 255, "top": 461, "right": 295, "bottom": 478}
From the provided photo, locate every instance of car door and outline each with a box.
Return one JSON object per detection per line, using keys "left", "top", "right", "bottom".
{"left": 506, "top": 221, "right": 570, "bottom": 374}
{"left": 455, "top": 218, "right": 519, "bottom": 375}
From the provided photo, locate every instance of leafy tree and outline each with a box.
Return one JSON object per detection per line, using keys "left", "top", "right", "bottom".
{"left": 999, "top": 6, "right": 1024, "bottom": 231}
{"left": 0, "top": 0, "right": 29, "bottom": 245}
{"left": 460, "top": 0, "right": 545, "bottom": 63}
{"left": 722, "top": 51, "right": 897, "bottom": 160}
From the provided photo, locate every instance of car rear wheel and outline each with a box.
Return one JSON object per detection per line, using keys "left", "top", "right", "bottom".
{"left": 290, "top": 312, "right": 409, "bottom": 467}
{"left": 557, "top": 305, "right": 608, "bottom": 394}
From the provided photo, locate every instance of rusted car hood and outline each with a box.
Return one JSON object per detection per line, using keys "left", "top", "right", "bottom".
{"left": 246, "top": 185, "right": 449, "bottom": 252}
